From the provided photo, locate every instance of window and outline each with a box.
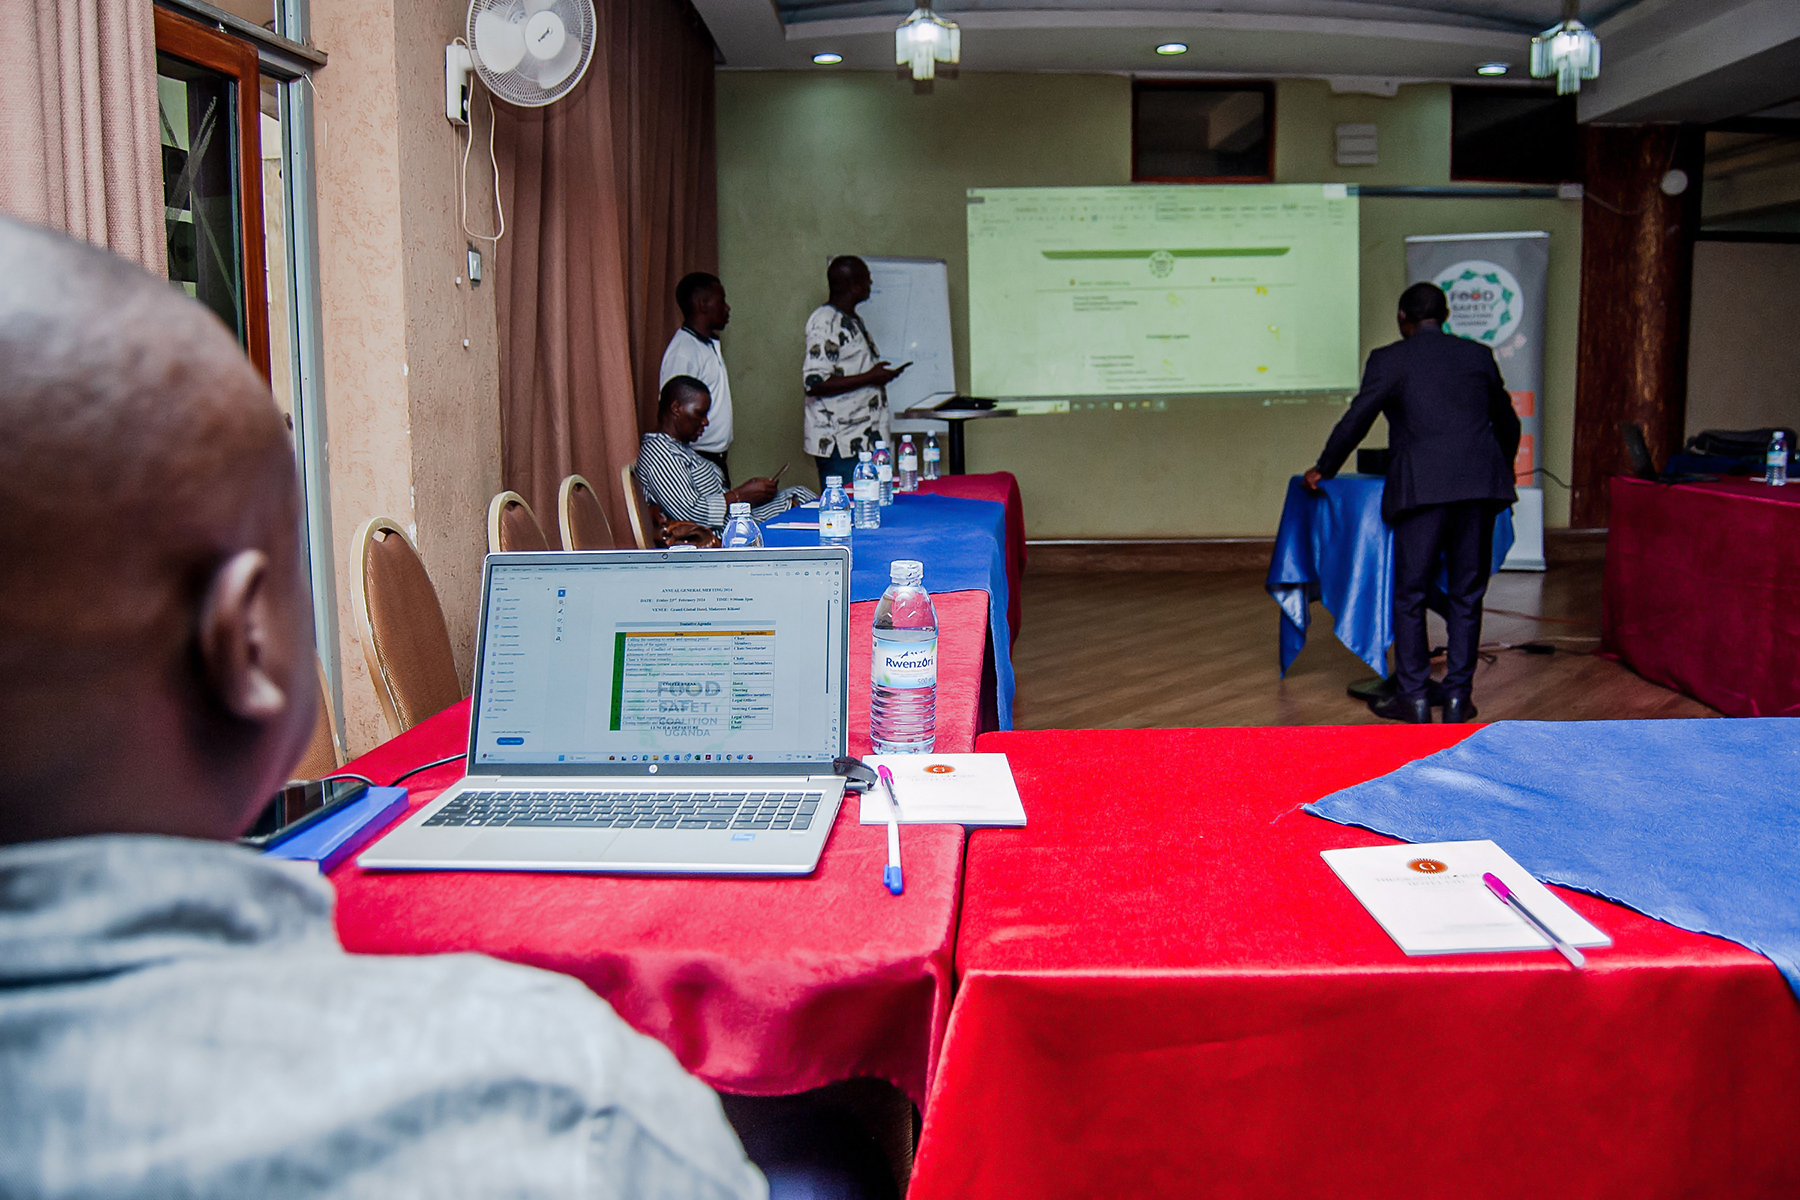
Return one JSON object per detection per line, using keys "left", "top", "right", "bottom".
{"left": 157, "top": 0, "right": 345, "bottom": 748}
{"left": 1701, "top": 121, "right": 1800, "bottom": 238}
{"left": 1132, "top": 83, "right": 1275, "bottom": 183}
{"left": 1450, "top": 86, "right": 1580, "bottom": 184}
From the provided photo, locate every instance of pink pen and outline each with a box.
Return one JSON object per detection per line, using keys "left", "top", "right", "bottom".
{"left": 1483, "top": 872, "right": 1584, "bottom": 968}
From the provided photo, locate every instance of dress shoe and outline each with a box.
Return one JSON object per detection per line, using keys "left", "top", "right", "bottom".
{"left": 1442, "top": 694, "right": 1478, "bottom": 724}
{"left": 1368, "top": 692, "right": 1432, "bottom": 723}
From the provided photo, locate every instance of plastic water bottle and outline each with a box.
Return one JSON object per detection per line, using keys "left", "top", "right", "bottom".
{"left": 819, "top": 475, "right": 852, "bottom": 561}
{"left": 1769, "top": 430, "right": 1789, "bottom": 487}
{"left": 922, "top": 432, "right": 942, "bottom": 481}
{"left": 853, "top": 451, "right": 881, "bottom": 530}
{"left": 897, "top": 435, "right": 920, "bottom": 493}
{"left": 720, "top": 502, "right": 763, "bottom": 548}
{"left": 870, "top": 559, "right": 937, "bottom": 754}
{"left": 873, "top": 439, "right": 895, "bottom": 506}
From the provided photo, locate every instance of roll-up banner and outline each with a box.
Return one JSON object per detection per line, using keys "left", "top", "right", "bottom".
{"left": 1404, "top": 231, "right": 1549, "bottom": 571}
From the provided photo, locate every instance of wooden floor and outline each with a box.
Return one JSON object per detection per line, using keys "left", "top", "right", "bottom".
{"left": 1010, "top": 562, "right": 1716, "bottom": 729}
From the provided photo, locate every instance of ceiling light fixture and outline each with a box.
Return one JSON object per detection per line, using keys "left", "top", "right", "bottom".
{"left": 1155, "top": 42, "right": 1188, "bottom": 56}
{"left": 1476, "top": 61, "right": 1509, "bottom": 76}
{"left": 896, "top": 4, "right": 960, "bottom": 84}
{"left": 812, "top": 51, "right": 843, "bottom": 64}
{"left": 1530, "top": 0, "right": 1600, "bottom": 95}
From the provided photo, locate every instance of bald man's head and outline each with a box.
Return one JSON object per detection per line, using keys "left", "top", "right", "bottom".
{"left": 0, "top": 217, "right": 315, "bottom": 845}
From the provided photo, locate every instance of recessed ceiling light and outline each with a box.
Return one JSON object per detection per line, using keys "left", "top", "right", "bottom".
{"left": 812, "top": 51, "right": 843, "bottom": 65}
{"left": 1155, "top": 42, "right": 1188, "bottom": 55}
{"left": 1476, "top": 61, "right": 1509, "bottom": 75}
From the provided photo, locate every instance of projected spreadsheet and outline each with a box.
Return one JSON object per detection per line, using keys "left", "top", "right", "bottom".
{"left": 610, "top": 628, "right": 776, "bottom": 738}
{"left": 967, "top": 184, "right": 1360, "bottom": 398}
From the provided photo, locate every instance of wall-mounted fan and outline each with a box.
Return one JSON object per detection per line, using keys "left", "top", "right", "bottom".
{"left": 446, "top": 0, "right": 596, "bottom": 124}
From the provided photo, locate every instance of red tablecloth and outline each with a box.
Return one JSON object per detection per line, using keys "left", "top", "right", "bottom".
{"left": 1604, "top": 475, "right": 1800, "bottom": 716}
{"left": 919, "top": 472, "right": 1025, "bottom": 640}
{"left": 329, "top": 589, "right": 992, "bottom": 1107}
{"left": 909, "top": 726, "right": 1800, "bottom": 1198}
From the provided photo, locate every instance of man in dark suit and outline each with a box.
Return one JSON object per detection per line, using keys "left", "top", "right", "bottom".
{"left": 1304, "top": 282, "right": 1521, "bottom": 724}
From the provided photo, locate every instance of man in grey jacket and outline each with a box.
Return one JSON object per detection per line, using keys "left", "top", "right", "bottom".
{"left": 0, "top": 216, "right": 765, "bottom": 1200}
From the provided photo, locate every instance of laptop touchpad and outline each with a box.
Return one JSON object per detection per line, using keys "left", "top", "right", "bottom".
{"left": 464, "top": 828, "right": 624, "bottom": 862}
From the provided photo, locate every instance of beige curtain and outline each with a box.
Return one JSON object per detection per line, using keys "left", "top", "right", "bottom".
{"left": 0, "top": 0, "right": 166, "bottom": 273}
{"left": 493, "top": 0, "right": 718, "bottom": 543}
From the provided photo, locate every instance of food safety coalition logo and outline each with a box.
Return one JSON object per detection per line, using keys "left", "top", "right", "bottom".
{"left": 1148, "top": 249, "right": 1175, "bottom": 278}
{"left": 1407, "top": 858, "right": 1449, "bottom": 874}
{"left": 1436, "top": 259, "right": 1523, "bottom": 347}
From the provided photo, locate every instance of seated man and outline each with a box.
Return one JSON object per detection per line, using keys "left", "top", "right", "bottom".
{"left": 639, "top": 375, "right": 814, "bottom": 528}
{"left": 0, "top": 217, "right": 765, "bottom": 1199}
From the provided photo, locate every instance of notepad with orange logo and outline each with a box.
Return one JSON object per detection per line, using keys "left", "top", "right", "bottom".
{"left": 859, "top": 753, "right": 1026, "bottom": 827}
{"left": 1321, "top": 840, "right": 1611, "bottom": 956}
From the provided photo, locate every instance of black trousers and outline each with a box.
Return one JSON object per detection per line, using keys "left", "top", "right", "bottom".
{"left": 1392, "top": 500, "right": 1495, "bottom": 700}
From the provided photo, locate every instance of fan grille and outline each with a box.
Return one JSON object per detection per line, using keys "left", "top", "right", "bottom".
{"left": 467, "top": 0, "right": 596, "bottom": 108}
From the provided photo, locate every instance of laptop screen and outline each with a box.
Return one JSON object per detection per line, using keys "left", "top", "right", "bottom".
{"left": 467, "top": 549, "right": 848, "bottom": 773}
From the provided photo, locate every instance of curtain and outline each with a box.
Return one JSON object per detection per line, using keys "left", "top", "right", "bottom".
{"left": 494, "top": 0, "right": 718, "bottom": 543}
{"left": 0, "top": 0, "right": 165, "bottom": 274}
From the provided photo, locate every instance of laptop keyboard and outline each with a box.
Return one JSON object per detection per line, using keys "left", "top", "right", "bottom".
{"left": 422, "top": 790, "right": 824, "bottom": 832}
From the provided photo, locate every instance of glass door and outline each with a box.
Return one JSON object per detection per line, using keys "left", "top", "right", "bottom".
{"left": 154, "top": 7, "right": 270, "bottom": 379}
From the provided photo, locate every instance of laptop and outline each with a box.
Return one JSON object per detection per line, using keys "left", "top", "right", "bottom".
{"left": 358, "top": 546, "right": 852, "bottom": 875}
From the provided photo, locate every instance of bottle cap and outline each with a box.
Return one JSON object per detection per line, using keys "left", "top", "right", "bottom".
{"left": 901, "top": 434, "right": 913, "bottom": 442}
{"left": 876, "top": 439, "right": 887, "bottom": 447}
{"left": 859, "top": 450, "right": 872, "bottom": 460}
{"left": 825, "top": 475, "right": 842, "bottom": 487}
{"left": 889, "top": 559, "right": 924, "bottom": 584}
{"left": 728, "top": 502, "right": 750, "bottom": 516}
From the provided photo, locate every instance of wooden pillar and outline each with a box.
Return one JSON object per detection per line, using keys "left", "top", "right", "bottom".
{"left": 1570, "top": 124, "right": 1705, "bottom": 527}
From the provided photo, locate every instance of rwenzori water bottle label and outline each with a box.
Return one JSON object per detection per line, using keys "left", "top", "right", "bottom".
{"left": 821, "top": 509, "right": 852, "bottom": 538}
{"left": 873, "top": 633, "right": 937, "bottom": 688}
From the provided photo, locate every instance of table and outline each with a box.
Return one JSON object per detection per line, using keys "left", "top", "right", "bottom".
{"left": 765, "top": 491, "right": 1016, "bottom": 727}
{"left": 917, "top": 472, "right": 1025, "bottom": 643}
{"left": 898, "top": 406, "right": 1015, "bottom": 474}
{"left": 1604, "top": 476, "right": 1800, "bottom": 717}
{"left": 330, "top": 590, "right": 992, "bottom": 1108}
{"left": 909, "top": 726, "right": 1800, "bottom": 1198}
{"left": 1267, "top": 475, "right": 1515, "bottom": 677}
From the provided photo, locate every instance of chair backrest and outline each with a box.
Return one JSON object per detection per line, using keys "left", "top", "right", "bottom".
{"left": 289, "top": 656, "right": 345, "bottom": 781}
{"left": 620, "top": 463, "right": 654, "bottom": 550}
{"left": 350, "top": 516, "right": 464, "bottom": 738}
{"left": 487, "top": 490, "right": 550, "bottom": 553}
{"left": 558, "top": 473, "right": 615, "bottom": 550}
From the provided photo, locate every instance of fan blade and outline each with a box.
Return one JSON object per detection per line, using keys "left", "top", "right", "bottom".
{"left": 473, "top": 10, "right": 527, "bottom": 75}
{"left": 536, "top": 36, "right": 583, "bottom": 90}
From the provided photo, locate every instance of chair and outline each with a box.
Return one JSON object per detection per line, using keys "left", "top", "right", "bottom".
{"left": 557, "top": 473, "right": 615, "bottom": 550}
{"left": 289, "top": 657, "right": 345, "bottom": 781}
{"left": 620, "top": 464, "right": 655, "bottom": 550}
{"left": 487, "top": 490, "right": 551, "bottom": 553}
{"left": 350, "top": 516, "right": 464, "bottom": 738}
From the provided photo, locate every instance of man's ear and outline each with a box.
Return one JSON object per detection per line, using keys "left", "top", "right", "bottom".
{"left": 197, "top": 549, "right": 288, "bottom": 722}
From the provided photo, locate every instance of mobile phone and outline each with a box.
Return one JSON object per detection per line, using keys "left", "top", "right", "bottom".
{"left": 773, "top": 461, "right": 789, "bottom": 481}
{"left": 240, "top": 777, "right": 369, "bottom": 848}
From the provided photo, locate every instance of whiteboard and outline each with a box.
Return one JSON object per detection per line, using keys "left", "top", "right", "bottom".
{"left": 855, "top": 256, "right": 958, "bottom": 412}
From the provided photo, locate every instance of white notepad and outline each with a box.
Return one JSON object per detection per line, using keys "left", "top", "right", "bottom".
{"left": 859, "top": 753, "right": 1026, "bottom": 827}
{"left": 1320, "top": 840, "right": 1611, "bottom": 956}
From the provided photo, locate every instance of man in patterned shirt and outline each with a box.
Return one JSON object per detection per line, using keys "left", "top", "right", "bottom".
{"left": 802, "top": 256, "right": 908, "bottom": 487}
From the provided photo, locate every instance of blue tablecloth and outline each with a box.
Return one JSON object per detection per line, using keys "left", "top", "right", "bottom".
{"left": 1305, "top": 718, "right": 1800, "bottom": 1002}
{"left": 764, "top": 493, "right": 1014, "bottom": 729}
{"left": 1266, "top": 475, "right": 1514, "bottom": 677}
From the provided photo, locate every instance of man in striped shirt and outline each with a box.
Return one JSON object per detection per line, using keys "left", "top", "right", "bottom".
{"left": 638, "top": 376, "right": 814, "bottom": 529}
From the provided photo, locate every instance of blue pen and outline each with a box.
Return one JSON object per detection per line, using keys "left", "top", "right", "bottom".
{"left": 878, "top": 765, "right": 904, "bottom": 895}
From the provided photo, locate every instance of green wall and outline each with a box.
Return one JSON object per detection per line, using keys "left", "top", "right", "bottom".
{"left": 717, "top": 73, "right": 1580, "bottom": 537}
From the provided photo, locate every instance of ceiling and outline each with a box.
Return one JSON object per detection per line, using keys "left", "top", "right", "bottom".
{"left": 692, "top": 0, "right": 1642, "bottom": 82}
{"left": 691, "top": 0, "right": 1800, "bottom": 122}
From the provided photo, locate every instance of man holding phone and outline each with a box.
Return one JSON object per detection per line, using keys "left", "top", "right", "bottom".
{"left": 802, "top": 255, "right": 907, "bottom": 488}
